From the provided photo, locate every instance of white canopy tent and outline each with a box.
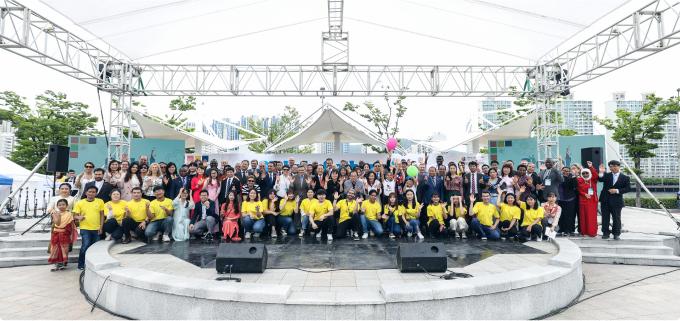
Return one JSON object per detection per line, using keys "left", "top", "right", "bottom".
{"left": 132, "top": 109, "right": 265, "bottom": 151}
{"left": 264, "top": 103, "right": 404, "bottom": 154}
{"left": 0, "top": 157, "right": 54, "bottom": 211}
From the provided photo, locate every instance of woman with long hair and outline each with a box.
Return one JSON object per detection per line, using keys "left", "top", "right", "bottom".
{"left": 577, "top": 162, "right": 599, "bottom": 237}
{"left": 118, "top": 162, "right": 142, "bottom": 201}
{"left": 542, "top": 192, "right": 562, "bottom": 239}
{"left": 363, "top": 171, "right": 382, "bottom": 205}
{"left": 171, "top": 188, "right": 195, "bottom": 241}
{"left": 242, "top": 189, "right": 264, "bottom": 238}
{"left": 520, "top": 194, "right": 544, "bottom": 241}
{"left": 119, "top": 160, "right": 129, "bottom": 176}
{"left": 103, "top": 189, "right": 127, "bottom": 241}
{"left": 384, "top": 192, "right": 401, "bottom": 238}
{"left": 220, "top": 190, "right": 241, "bottom": 242}
{"left": 48, "top": 199, "right": 77, "bottom": 271}
{"left": 338, "top": 167, "right": 349, "bottom": 183}
{"left": 261, "top": 190, "right": 281, "bottom": 238}
{"left": 191, "top": 166, "right": 207, "bottom": 209}
{"left": 162, "top": 162, "right": 178, "bottom": 198}
{"left": 104, "top": 160, "right": 121, "bottom": 185}
{"left": 444, "top": 164, "right": 463, "bottom": 205}
{"left": 499, "top": 164, "right": 516, "bottom": 195}
{"left": 557, "top": 166, "right": 579, "bottom": 236}
{"left": 400, "top": 189, "right": 424, "bottom": 238}
{"left": 277, "top": 189, "right": 298, "bottom": 236}
{"left": 496, "top": 187, "right": 522, "bottom": 239}
{"left": 142, "top": 163, "right": 163, "bottom": 201}
{"left": 74, "top": 162, "right": 95, "bottom": 199}
{"left": 485, "top": 168, "right": 506, "bottom": 210}
{"left": 203, "top": 168, "right": 222, "bottom": 211}
{"left": 448, "top": 195, "right": 469, "bottom": 239}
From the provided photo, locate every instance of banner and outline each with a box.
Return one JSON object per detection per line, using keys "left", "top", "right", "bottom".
{"left": 186, "top": 152, "right": 488, "bottom": 170}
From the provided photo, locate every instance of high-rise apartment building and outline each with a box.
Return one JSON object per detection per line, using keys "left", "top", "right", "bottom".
{"left": 0, "top": 120, "right": 16, "bottom": 158}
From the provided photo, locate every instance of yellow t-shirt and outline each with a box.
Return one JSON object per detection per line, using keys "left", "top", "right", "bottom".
{"left": 336, "top": 199, "right": 357, "bottom": 223}
{"left": 105, "top": 200, "right": 127, "bottom": 222}
{"left": 279, "top": 199, "right": 296, "bottom": 216}
{"left": 384, "top": 204, "right": 401, "bottom": 223}
{"left": 427, "top": 204, "right": 445, "bottom": 225}
{"left": 309, "top": 200, "right": 333, "bottom": 221}
{"left": 150, "top": 198, "right": 174, "bottom": 222}
{"left": 520, "top": 202, "right": 544, "bottom": 227}
{"left": 261, "top": 199, "right": 277, "bottom": 213}
{"left": 300, "top": 198, "right": 316, "bottom": 214}
{"left": 401, "top": 202, "right": 419, "bottom": 220}
{"left": 473, "top": 202, "right": 499, "bottom": 226}
{"left": 128, "top": 199, "right": 150, "bottom": 222}
{"left": 362, "top": 201, "right": 382, "bottom": 221}
{"left": 73, "top": 198, "right": 104, "bottom": 231}
{"left": 448, "top": 205, "right": 467, "bottom": 219}
{"left": 499, "top": 203, "right": 522, "bottom": 222}
{"left": 242, "top": 201, "right": 263, "bottom": 219}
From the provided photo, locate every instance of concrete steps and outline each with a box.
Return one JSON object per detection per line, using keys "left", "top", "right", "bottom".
{"left": 569, "top": 234, "right": 680, "bottom": 267}
{"left": 0, "top": 234, "right": 82, "bottom": 267}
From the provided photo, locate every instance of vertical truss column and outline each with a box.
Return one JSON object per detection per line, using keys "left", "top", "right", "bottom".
{"left": 533, "top": 65, "right": 559, "bottom": 164}
{"left": 107, "top": 64, "right": 134, "bottom": 162}
{"left": 322, "top": 0, "right": 348, "bottom": 71}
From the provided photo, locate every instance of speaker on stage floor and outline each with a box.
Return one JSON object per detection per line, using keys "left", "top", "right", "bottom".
{"left": 581, "top": 147, "right": 603, "bottom": 171}
{"left": 396, "top": 243, "right": 447, "bottom": 273}
{"left": 216, "top": 243, "right": 267, "bottom": 273}
{"left": 47, "top": 144, "right": 70, "bottom": 173}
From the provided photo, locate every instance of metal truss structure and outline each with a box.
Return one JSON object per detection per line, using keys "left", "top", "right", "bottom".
{"left": 1, "top": 0, "right": 680, "bottom": 161}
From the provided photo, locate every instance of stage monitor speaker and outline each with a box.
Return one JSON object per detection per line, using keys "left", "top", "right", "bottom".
{"left": 47, "top": 144, "right": 70, "bottom": 173}
{"left": 396, "top": 243, "right": 447, "bottom": 273}
{"left": 580, "top": 147, "right": 604, "bottom": 171}
{"left": 216, "top": 243, "right": 267, "bottom": 273}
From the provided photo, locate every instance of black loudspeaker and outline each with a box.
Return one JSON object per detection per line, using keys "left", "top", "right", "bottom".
{"left": 581, "top": 147, "right": 604, "bottom": 171}
{"left": 216, "top": 243, "right": 267, "bottom": 273}
{"left": 47, "top": 144, "right": 70, "bottom": 172}
{"left": 396, "top": 243, "right": 447, "bottom": 273}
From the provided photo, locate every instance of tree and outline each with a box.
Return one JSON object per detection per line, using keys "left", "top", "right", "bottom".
{"left": 592, "top": 94, "right": 680, "bottom": 207}
{"left": 479, "top": 148, "right": 489, "bottom": 154}
{"left": 480, "top": 87, "right": 567, "bottom": 132}
{"left": 558, "top": 129, "right": 578, "bottom": 137}
{"left": 238, "top": 106, "right": 314, "bottom": 154}
{"left": 166, "top": 95, "right": 197, "bottom": 129}
{"left": 0, "top": 91, "right": 100, "bottom": 172}
{"left": 343, "top": 86, "right": 407, "bottom": 153}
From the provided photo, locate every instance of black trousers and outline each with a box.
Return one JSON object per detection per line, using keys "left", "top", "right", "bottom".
{"left": 121, "top": 218, "right": 145, "bottom": 240}
{"left": 498, "top": 220, "right": 518, "bottom": 237}
{"left": 263, "top": 214, "right": 277, "bottom": 235}
{"left": 428, "top": 219, "right": 445, "bottom": 237}
{"left": 521, "top": 224, "right": 542, "bottom": 238}
{"left": 419, "top": 205, "right": 429, "bottom": 233}
{"left": 311, "top": 218, "right": 335, "bottom": 236}
{"left": 103, "top": 218, "right": 124, "bottom": 240}
{"left": 601, "top": 202, "right": 622, "bottom": 236}
{"left": 335, "top": 214, "right": 362, "bottom": 239}
{"left": 558, "top": 199, "right": 577, "bottom": 233}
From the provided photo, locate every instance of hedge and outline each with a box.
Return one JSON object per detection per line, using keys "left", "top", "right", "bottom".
{"left": 630, "top": 177, "right": 679, "bottom": 185}
{"left": 623, "top": 197, "right": 677, "bottom": 209}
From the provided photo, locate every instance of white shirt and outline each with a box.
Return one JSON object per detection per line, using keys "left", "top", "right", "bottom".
{"left": 94, "top": 180, "right": 104, "bottom": 192}
{"left": 274, "top": 175, "right": 292, "bottom": 198}
{"left": 598, "top": 172, "right": 620, "bottom": 194}
{"left": 201, "top": 203, "right": 207, "bottom": 220}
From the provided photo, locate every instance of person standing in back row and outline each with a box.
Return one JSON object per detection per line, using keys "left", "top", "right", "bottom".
{"left": 598, "top": 160, "right": 631, "bottom": 240}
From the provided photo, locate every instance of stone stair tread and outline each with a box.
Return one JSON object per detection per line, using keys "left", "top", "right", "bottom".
{"left": 575, "top": 244, "right": 671, "bottom": 250}
{"left": 581, "top": 252, "right": 680, "bottom": 260}
{"left": 0, "top": 255, "right": 79, "bottom": 267}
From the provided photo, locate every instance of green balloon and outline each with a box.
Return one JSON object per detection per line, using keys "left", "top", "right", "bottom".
{"left": 407, "top": 165, "right": 418, "bottom": 177}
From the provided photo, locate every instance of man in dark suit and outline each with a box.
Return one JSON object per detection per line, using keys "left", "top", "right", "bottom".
{"left": 416, "top": 163, "right": 428, "bottom": 203}
{"left": 247, "top": 159, "right": 260, "bottom": 176}
{"left": 463, "top": 161, "right": 486, "bottom": 211}
{"left": 219, "top": 166, "right": 242, "bottom": 206}
{"left": 235, "top": 161, "right": 249, "bottom": 183}
{"left": 82, "top": 168, "right": 115, "bottom": 203}
{"left": 537, "top": 156, "right": 564, "bottom": 202}
{"left": 257, "top": 162, "right": 277, "bottom": 200}
{"left": 292, "top": 166, "right": 310, "bottom": 198}
{"left": 420, "top": 166, "right": 445, "bottom": 231}
{"left": 189, "top": 190, "right": 218, "bottom": 241}
{"left": 598, "top": 160, "right": 631, "bottom": 240}
{"left": 170, "top": 166, "right": 190, "bottom": 199}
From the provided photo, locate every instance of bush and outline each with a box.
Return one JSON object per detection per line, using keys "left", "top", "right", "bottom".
{"left": 630, "top": 177, "right": 679, "bottom": 185}
{"left": 623, "top": 197, "right": 677, "bottom": 209}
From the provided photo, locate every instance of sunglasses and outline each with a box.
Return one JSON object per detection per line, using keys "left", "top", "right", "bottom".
{"left": 160, "top": 166, "right": 167, "bottom": 169}
{"left": 248, "top": 180, "right": 255, "bottom": 182}
{"left": 141, "top": 167, "right": 148, "bottom": 170}
{"left": 85, "top": 165, "right": 94, "bottom": 168}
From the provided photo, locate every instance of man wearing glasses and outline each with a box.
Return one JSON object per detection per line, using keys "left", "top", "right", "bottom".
{"left": 210, "top": 159, "right": 223, "bottom": 176}
{"left": 241, "top": 176, "right": 261, "bottom": 200}
{"left": 248, "top": 159, "right": 259, "bottom": 176}
{"left": 274, "top": 165, "right": 293, "bottom": 198}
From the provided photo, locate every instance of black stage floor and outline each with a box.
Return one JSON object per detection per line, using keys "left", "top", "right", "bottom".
{"left": 121, "top": 236, "right": 547, "bottom": 270}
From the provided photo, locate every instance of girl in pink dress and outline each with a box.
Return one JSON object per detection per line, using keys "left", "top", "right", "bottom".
{"left": 221, "top": 191, "right": 241, "bottom": 242}
{"left": 203, "top": 168, "right": 222, "bottom": 212}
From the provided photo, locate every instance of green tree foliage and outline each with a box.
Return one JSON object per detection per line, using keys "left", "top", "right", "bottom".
{"left": 558, "top": 129, "right": 578, "bottom": 137}
{"left": 0, "top": 91, "right": 100, "bottom": 172}
{"left": 238, "top": 106, "right": 314, "bottom": 154}
{"left": 593, "top": 94, "right": 680, "bottom": 207}
{"left": 479, "top": 148, "right": 489, "bottom": 154}
{"left": 481, "top": 87, "right": 567, "bottom": 132}
{"left": 343, "top": 87, "right": 407, "bottom": 153}
{"left": 166, "top": 95, "right": 197, "bottom": 129}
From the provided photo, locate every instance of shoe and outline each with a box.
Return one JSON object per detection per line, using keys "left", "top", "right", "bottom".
{"left": 245, "top": 232, "right": 251, "bottom": 239}
{"left": 299, "top": 230, "right": 305, "bottom": 236}
{"left": 569, "top": 233, "right": 576, "bottom": 237}
{"left": 51, "top": 263, "right": 60, "bottom": 272}
{"left": 59, "top": 263, "right": 66, "bottom": 270}
{"left": 253, "top": 233, "right": 260, "bottom": 238}
{"left": 77, "top": 266, "right": 85, "bottom": 271}
{"left": 530, "top": 235, "right": 537, "bottom": 241}
{"left": 362, "top": 233, "right": 368, "bottom": 239}
{"left": 602, "top": 235, "right": 610, "bottom": 239}
{"left": 122, "top": 237, "right": 131, "bottom": 244}
{"left": 316, "top": 232, "right": 321, "bottom": 239}
{"left": 417, "top": 232, "right": 424, "bottom": 239}
{"left": 148, "top": 235, "right": 156, "bottom": 242}
{"left": 327, "top": 234, "right": 333, "bottom": 241}
{"left": 162, "top": 235, "right": 171, "bottom": 242}
{"left": 353, "top": 233, "right": 359, "bottom": 241}
{"left": 481, "top": 236, "right": 487, "bottom": 240}
{"left": 281, "top": 230, "right": 287, "bottom": 236}
{"left": 272, "top": 230, "right": 277, "bottom": 238}
{"left": 369, "top": 231, "right": 374, "bottom": 236}
{"left": 461, "top": 233, "right": 467, "bottom": 239}
{"left": 407, "top": 232, "right": 412, "bottom": 237}
{"left": 206, "top": 233, "right": 213, "bottom": 242}
{"left": 105, "top": 234, "right": 112, "bottom": 241}
{"left": 389, "top": 233, "right": 395, "bottom": 238}
{"left": 542, "top": 235, "right": 548, "bottom": 241}
{"left": 537, "top": 236, "right": 543, "bottom": 242}
{"left": 614, "top": 235, "right": 620, "bottom": 240}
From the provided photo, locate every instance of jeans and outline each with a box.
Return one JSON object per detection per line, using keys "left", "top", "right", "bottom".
{"left": 386, "top": 217, "right": 401, "bottom": 235}
{"left": 360, "top": 215, "right": 383, "bottom": 234}
{"left": 78, "top": 229, "right": 101, "bottom": 269}
{"left": 403, "top": 219, "right": 420, "bottom": 233}
{"left": 470, "top": 218, "right": 500, "bottom": 240}
{"left": 277, "top": 215, "right": 296, "bottom": 234}
{"left": 243, "top": 216, "right": 265, "bottom": 233}
{"left": 302, "top": 215, "right": 311, "bottom": 230}
{"left": 145, "top": 217, "right": 174, "bottom": 237}
{"left": 521, "top": 224, "right": 543, "bottom": 238}
{"left": 103, "top": 218, "right": 123, "bottom": 240}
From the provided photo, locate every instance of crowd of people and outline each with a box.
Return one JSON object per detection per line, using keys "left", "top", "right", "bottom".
{"left": 45, "top": 152, "right": 631, "bottom": 272}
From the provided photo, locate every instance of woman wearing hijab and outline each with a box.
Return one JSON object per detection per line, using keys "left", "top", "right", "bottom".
{"left": 577, "top": 162, "right": 599, "bottom": 237}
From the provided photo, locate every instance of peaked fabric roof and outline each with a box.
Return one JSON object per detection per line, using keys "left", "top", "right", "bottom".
{"left": 132, "top": 109, "right": 263, "bottom": 150}
{"left": 265, "top": 106, "right": 386, "bottom": 152}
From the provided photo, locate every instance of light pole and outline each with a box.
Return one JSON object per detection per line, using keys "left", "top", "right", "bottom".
{"left": 676, "top": 88, "right": 680, "bottom": 195}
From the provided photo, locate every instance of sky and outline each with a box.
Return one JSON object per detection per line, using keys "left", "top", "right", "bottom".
{"left": 1, "top": 0, "right": 679, "bottom": 152}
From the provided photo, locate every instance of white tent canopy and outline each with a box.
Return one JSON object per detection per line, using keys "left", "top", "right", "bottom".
{"left": 132, "top": 109, "right": 264, "bottom": 150}
{"left": 264, "top": 104, "right": 391, "bottom": 153}
{"left": 40, "top": 0, "right": 628, "bottom": 63}
{"left": 0, "top": 157, "right": 55, "bottom": 211}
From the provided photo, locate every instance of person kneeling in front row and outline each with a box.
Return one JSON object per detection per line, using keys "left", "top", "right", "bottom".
{"left": 447, "top": 195, "right": 468, "bottom": 239}
{"left": 495, "top": 186, "right": 524, "bottom": 239}
{"left": 470, "top": 191, "right": 500, "bottom": 241}
{"left": 426, "top": 192, "right": 448, "bottom": 238}
{"left": 333, "top": 190, "right": 363, "bottom": 240}
{"left": 189, "top": 190, "right": 218, "bottom": 242}
{"left": 146, "top": 186, "right": 174, "bottom": 242}
{"left": 520, "top": 194, "right": 544, "bottom": 241}
{"left": 360, "top": 190, "right": 383, "bottom": 238}
{"left": 308, "top": 189, "right": 335, "bottom": 240}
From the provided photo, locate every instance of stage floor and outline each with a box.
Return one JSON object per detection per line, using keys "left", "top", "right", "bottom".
{"left": 119, "top": 235, "right": 548, "bottom": 270}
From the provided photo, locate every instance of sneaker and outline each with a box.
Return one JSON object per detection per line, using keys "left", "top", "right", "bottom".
{"left": 316, "top": 232, "right": 321, "bottom": 238}
{"left": 417, "top": 232, "right": 424, "bottom": 239}
{"left": 481, "top": 236, "right": 487, "bottom": 240}
{"left": 77, "top": 266, "right": 85, "bottom": 271}
{"left": 122, "top": 237, "right": 132, "bottom": 244}
{"left": 253, "top": 233, "right": 260, "bottom": 238}
{"left": 51, "top": 263, "right": 60, "bottom": 272}
{"left": 148, "top": 235, "right": 156, "bottom": 242}
{"left": 327, "top": 234, "right": 333, "bottom": 241}
{"left": 461, "top": 233, "right": 467, "bottom": 239}
{"left": 407, "top": 232, "right": 412, "bottom": 237}
{"left": 245, "top": 232, "right": 251, "bottom": 239}
{"left": 389, "top": 233, "right": 395, "bottom": 238}
{"left": 353, "top": 233, "right": 359, "bottom": 240}
{"left": 281, "top": 230, "right": 287, "bottom": 236}
{"left": 299, "top": 230, "right": 305, "bottom": 236}
{"left": 206, "top": 233, "right": 213, "bottom": 242}
{"left": 362, "top": 233, "right": 368, "bottom": 239}
{"left": 369, "top": 231, "right": 374, "bottom": 236}
{"left": 105, "top": 234, "right": 112, "bottom": 241}
{"left": 59, "top": 263, "right": 66, "bottom": 270}
{"left": 272, "top": 230, "right": 277, "bottom": 238}
{"left": 537, "top": 236, "right": 543, "bottom": 242}
{"left": 162, "top": 235, "right": 171, "bottom": 242}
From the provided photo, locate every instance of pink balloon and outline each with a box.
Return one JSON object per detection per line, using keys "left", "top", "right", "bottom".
{"left": 386, "top": 137, "right": 398, "bottom": 150}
